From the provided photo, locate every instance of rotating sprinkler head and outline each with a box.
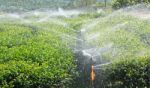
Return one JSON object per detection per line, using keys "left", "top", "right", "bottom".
{"left": 90, "top": 57, "right": 95, "bottom": 88}
{"left": 91, "top": 65, "right": 95, "bottom": 81}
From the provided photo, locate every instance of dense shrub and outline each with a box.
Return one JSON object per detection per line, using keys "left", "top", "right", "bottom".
{"left": 103, "top": 56, "right": 150, "bottom": 87}
{"left": 0, "top": 61, "right": 77, "bottom": 88}
{"left": 0, "top": 23, "right": 76, "bottom": 88}
{"left": 112, "top": 0, "right": 150, "bottom": 9}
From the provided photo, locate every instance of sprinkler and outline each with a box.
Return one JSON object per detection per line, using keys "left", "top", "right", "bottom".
{"left": 90, "top": 57, "right": 95, "bottom": 88}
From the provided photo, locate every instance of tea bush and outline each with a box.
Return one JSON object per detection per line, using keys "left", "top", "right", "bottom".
{"left": 104, "top": 56, "right": 150, "bottom": 87}
{"left": 0, "top": 23, "right": 76, "bottom": 88}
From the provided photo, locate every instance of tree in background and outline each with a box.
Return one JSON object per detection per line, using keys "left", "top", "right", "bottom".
{"left": 105, "top": 0, "right": 107, "bottom": 7}
{"left": 112, "top": 0, "right": 150, "bottom": 9}
{"left": 73, "top": 0, "right": 96, "bottom": 7}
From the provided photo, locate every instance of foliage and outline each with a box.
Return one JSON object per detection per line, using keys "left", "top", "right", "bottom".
{"left": 0, "top": 22, "right": 76, "bottom": 88}
{"left": 0, "top": 0, "right": 74, "bottom": 12}
{"left": 0, "top": 0, "right": 98, "bottom": 11}
{"left": 0, "top": 61, "right": 73, "bottom": 88}
{"left": 112, "top": 0, "right": 150, "bottom": 9}
{"left": 0, "top": 4, "right": 150, "bottom": 87}
{"left": 84, "top": 10, "right": 150, "bottom": 87}
{"left": 85, "top": 12, "right": 150, "bottom": 62}
{"left": 103, "top": 56, "right": 150, "bottom": 87}
{"left": 0, "top": 10, "right": 100, "bottom": 87}
{"left": 73, "top": 0, "right": 96, "bottom": 7}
